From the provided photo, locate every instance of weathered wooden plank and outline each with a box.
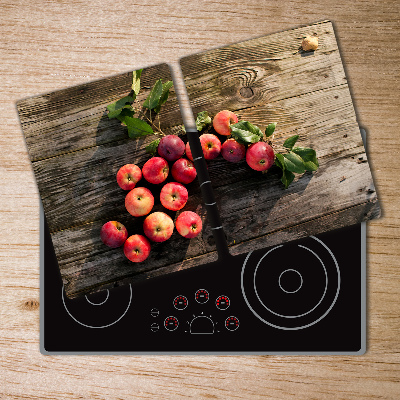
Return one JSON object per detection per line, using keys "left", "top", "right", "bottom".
{"left": 22, "top": 103, "right": 183, "bottom": 162}
{"left": 180, "top": 21, "right": 380, "bottom": 262}
{"left": 215, "top": 145, "right": 379, "bottom": 248}
{"left": 205, "top": 85, "right": 362, "bottom": 188}
{"left": 228, "top": 200, "right": 380, "bottom": 257}
{"left": 60, "top": 198, "right": 378, "bottom": 299}
{"left": 17, "top": 64, "right": 183, "bottom": 161}
{"left": 180, "top": 49, "right": 346, "bottom": 116}
{"left": 54, "top": 201, "right": 217, "bottom": 298}
{"left": 180, "top": 21, "right": 338, "bottom": 81}
{"left": 51, "top": 193, "right": 213, "bottom": 269}
{"left": 33, "top": 134, "right": 199, "bottom": 233}
{"left": 233, "top": 85, "right": 360, "bottom": 158}
{"left": 33, "top": 84, "right": 357, "bottom": 234}
{"left": 50, "top": 141, "right": 378, "bottom": 298}
{"left": 18, "top": 64, "right": 169, "bottom": 128}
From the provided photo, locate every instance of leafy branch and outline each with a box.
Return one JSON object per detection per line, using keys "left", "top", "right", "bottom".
{"left": 274, "top": 135, "right": 319, "bottom": 188}
{"left": 226, "top": 119, "right": 319, "bottom": 189}
{"left": 106, "top": 69, "right": 173, "bottom": 145}
{"left": 181, "top": 110, "right": 212, "bottom": 133}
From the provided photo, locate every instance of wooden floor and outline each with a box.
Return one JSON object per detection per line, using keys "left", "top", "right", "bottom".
{"left": 1, "top": 0, "right": 399, "bottom": 398}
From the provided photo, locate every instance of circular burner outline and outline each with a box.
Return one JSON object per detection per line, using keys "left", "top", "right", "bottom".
{"left": 85, "top": 290, "right": 110, "bottom": 306}
{"left": 62, "top": 284, "right": 132, "bottom": 329}
{"left": 278, "top": 269, "right": 303, "bottom": 294}
{"left": 241, "top": 236, "right": 341, "bottom": 330}
{"left": 253, "top": 245, "right": 328, "bottom": 318}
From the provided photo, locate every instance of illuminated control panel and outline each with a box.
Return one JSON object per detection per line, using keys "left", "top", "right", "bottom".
{"left": 151, "top": 289, "right": 239, "bottom": 334}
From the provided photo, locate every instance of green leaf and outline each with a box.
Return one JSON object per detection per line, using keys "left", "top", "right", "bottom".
{"left": 115, "top": 105, "right": 135, "bottom": 121}
{"left": 283, "top": 152, "right": 305, "bottom": 174}
{"left": 281, "top": 169, "right": 295, "bottom": 189}
{"left": 122, "top": 117, "right": 154, "bottom": 138}
{"left": 265, "top": 123, "right": 277, "bottom": 137}
{"left": 230, "top": 121, "right": 263, "bottom": 145}
{"left": 132, "top": 69, "right": 143, "bottom": 95}
{"left": 107, "top": 96, "right": 135, "bottom": 118}
{"left": 292, "top": 146, "right": 319, "bottom": 170}
{"left": 181, "top": 124, "right": 186, "bottom": 133}
{"left": 283, "top": 135, "right": 299, "bottom": 150}
{"left": 143, "top": 79, "right": 163, "bottom": 110}
{"left": 303, "top": 160, "right": 319, "bottom": 171}
{"left": 275, "top": 153, "right": 285, "bottom": 170}
{"left": 145, "top": 138, "right": 161, "bottom": 155}
{"left": 196, "top": 111, "right": 212, "bottom": 131}
{"left": 154, "top": 81, "right": 173, "bottom": 113}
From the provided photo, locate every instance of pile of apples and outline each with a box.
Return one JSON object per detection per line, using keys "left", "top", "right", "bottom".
{"left": 187, "top": 110, "right": 275, "bottom": 170}
{"left": 100, "top": 110, "right": 275, "bottom": 263}
{"left": 100, "top": 135, "right": 203, "bottom": 263}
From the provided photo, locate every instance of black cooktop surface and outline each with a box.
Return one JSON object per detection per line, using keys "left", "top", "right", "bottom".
{"left": 41, "top": 212, "right": 365, "bottom": 354}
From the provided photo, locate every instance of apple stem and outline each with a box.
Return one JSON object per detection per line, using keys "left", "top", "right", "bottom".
{"left": 137, "top": 106, "right": 166, "bottom": 137}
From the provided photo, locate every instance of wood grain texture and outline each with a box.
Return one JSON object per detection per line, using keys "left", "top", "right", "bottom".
{"left": 181, "top": 20, "right": 380, "bottom": 256}
{"left": 17, "top": 64, "right": 220, "bottom": 299}
{"left": 0, "top": 0, "right": 399, "bottom": 399}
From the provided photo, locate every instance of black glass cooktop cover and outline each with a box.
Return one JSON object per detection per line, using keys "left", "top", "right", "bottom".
{"left": 42, "top": 215, "right": 365, "bottom": 354}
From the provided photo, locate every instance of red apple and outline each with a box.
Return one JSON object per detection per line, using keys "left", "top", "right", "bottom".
{"left": 157, "top": 135, "right": 185, "bottom": 162}
{"left": 213, "top": 110, "right": 239, "bottom": 136}
{"left": 246, "top": 142, "right": 275, "bottom": 171}
{"left": 176, "top": 211, "right": 202, "bottom": 239}
{"left": 125, "top": 187, "right": 154, "bottom": 217}
{"left": 100, "top": 221, "right": 128, "bottom": 248}
{"left": 199, "top": 133, "right": 221, "bottom": 160}
{"left": 124, "top": 234, "right": 151, "bottom": 262}
{"left": 142, "top": 157, "right": 169, "bottom": 184}
{"left": 221, "top": 138, "right": 246, "bottom": 162}
{"left": 171, "top": 158, "right": 197, "bottom": 184}
{"left": 160, "top": 182, "right": 188, "bottom": 211}
{"left": 143, "top": 212, "right": 174, "bottom": 242}
{"left": 116, "top": 164, "right": 142, "bottom": 191}
{"left": 185, "top": 141, "right": 193, "bottom": 161}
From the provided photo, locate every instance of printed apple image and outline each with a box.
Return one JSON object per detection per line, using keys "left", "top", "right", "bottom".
{"left": 157, "top": 135, "right": 185, "bottom": 162}
{"left": 246, "top": 142, "right": 275, "bottom": 171}
{"left": 221, "top": 138, "right": 246, "bottom": 162}
{"left": 125, "top": 187, "right": 154, "bottom": 217}
{"left": 142, "top": 156, "right": 169, "bottom": 184}
{"left": 176, "top": 211, "right": 203, "bottom": 239}
{"left": 116, "top": 164, "right": 142, "bottom": 191}
{"left": 160, "top": 182, "right": 188, "bottom": 211}
{"left": 212, "top": 110, "right": 239, "bottom": 136}
{"left": 123, "top": 234, "right": 151, "bottom": 262}
{"left": 171, "top": 158, "right": 197, "bottom": 184}
{"left": 143, "top": 212, "right": 174, "bottom": 242}
{"left": 100, "top": 221, "right": 128, "bottom": 248}
{"left": 199, "top": 133, "right": 221, "bottom": 160}
{"left": 185, "top": 141, "right": 193, "bottom": 161}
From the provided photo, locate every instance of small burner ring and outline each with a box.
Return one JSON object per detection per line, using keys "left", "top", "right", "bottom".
{"left": 62, "top": 285, "right": 132, "bottom": 329}
{"left": 85, "top": 290, "right": 110, "bottom": 306}
{"left": 278, "top": 269, "right": 303, "bottom": 294}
